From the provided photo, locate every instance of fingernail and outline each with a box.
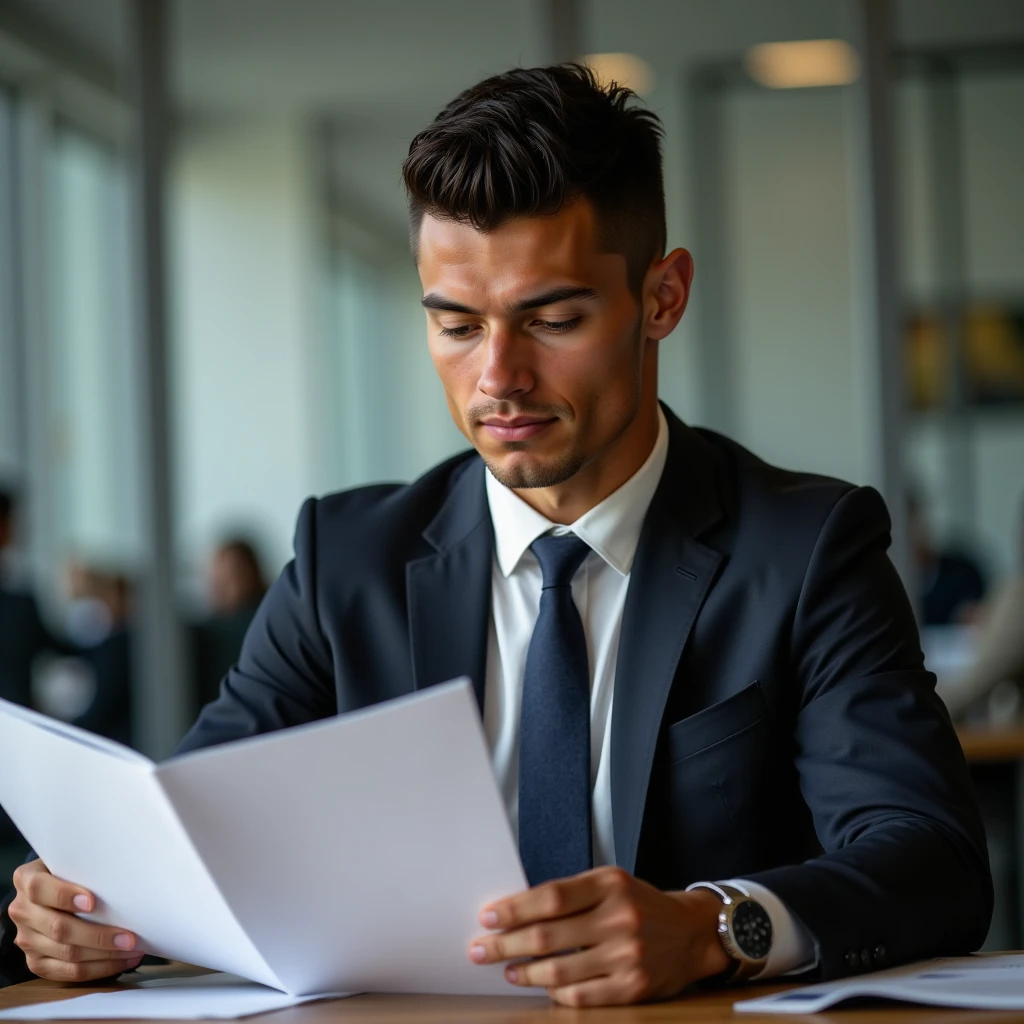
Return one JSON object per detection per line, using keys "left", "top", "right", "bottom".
{"left": 469, "top": 945, "right": 487, "bottom": 963}
{"left": 113, "top": 934, "right": 134, "bottom": 950}
{"left": 481, "top": 911, "right": 499, "bottom": 928}
{"left": 506, "top": 967, "right": 518, "bottom": 983}
{"left": 73, "top": 895, "right": 91, "bottom": 912}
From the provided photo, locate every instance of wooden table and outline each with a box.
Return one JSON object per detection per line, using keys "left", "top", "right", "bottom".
{"left": 2, "top": 964, "right": 1024, "bottom": 1024}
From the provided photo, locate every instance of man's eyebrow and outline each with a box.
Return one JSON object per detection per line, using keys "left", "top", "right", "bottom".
{"left": 420, "top": 294, "right": 481, "bottom": 315}
{"left": 506, "top": 287, "right": 598, "bottom": 314}
{"left": 420, "top": 287, "right": 599, "bottom": 317}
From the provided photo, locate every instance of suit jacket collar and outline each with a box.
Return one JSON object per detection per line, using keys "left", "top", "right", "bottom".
{"left": 408, "top": 458, "right": 493, "bottom": 712}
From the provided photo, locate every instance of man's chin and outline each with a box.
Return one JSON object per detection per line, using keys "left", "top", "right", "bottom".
{"left": 483, "top": 449, "right": 585, "bottom": 490}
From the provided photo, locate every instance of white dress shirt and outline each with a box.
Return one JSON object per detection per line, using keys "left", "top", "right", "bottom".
{"left": 482, "top": 406, "right": 815, "bottom": 979}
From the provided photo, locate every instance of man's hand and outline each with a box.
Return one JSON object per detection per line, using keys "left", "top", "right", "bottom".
{"left": 468, "top": 866, "right": 731, "bottom": 1007}
{"left": 10, "top": 860, "right": 143, "bottom": 982}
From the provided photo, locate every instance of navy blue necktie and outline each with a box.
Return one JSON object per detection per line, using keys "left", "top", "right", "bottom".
{"left": 518, "top": 533, "right": 593, "bottom": 887}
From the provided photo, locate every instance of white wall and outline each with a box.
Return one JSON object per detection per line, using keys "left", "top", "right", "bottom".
{"left": 725, "top": 88, "right": 867, "bottom": 484}
{"left": 322, "top": 223, "right": 465, "bottom": 490}
{"left": 171, "top": 117, "right": 325, "bottom": 577}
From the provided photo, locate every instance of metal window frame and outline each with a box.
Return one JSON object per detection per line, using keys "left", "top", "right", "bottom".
{"left": 0, "top": 4, "right": 186, "bottom": 755}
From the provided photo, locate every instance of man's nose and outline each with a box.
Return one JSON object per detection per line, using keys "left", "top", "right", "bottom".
{"left": 477, "top": 329, "right": 535, "bottom": 401}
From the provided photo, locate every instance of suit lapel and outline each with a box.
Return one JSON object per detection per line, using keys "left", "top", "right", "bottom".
{"left": 611, "top": 410, "right": 725, "bottom": 873}
{"left": 406, "top": 459, "right": 493, "bottom": 712}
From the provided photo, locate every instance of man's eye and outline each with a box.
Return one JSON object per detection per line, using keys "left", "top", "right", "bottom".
{"left": 537, "top": 317, "right": 582, "bottom": 333}
{"left": 438, "top": 324, "right": 477, "bottom": 338}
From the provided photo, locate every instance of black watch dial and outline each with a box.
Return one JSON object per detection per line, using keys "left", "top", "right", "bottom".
{"left": 732, "top": 900, "right": 773, "bottom": 960}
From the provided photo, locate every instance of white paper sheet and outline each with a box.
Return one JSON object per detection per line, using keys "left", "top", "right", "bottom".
{"left": 0, "top": 680, "right": 530, "bottom": 997}
{"left": 0, "top": 703, "right": 279, "bottom": 988}
{"left": 0, "top": 973, "right": 348, "bottom": 1020}
{"left": 735, "top": 954, "right": 1024, "bottom": 1013}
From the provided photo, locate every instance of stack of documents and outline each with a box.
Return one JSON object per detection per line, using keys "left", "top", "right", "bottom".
{"left": 0, "top": 680, "right": 530, "bottom": 998}
{"left": 736, "top": 954, "right": 1024, "bottom": 1012}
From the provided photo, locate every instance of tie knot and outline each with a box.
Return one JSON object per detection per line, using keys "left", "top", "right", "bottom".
{"left": 531, "top": 534, "right": 591, "bottom": 589}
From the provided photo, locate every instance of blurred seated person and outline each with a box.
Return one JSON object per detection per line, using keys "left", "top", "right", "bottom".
{"left": 910, "top": 491, "right": 988, "bottom": 626}
{"left": 0, "top": 489, "right": 66, "bottom": 709}
{"left": 37, "top": 564, "right": 135, "bottom": 746}
{"left": 73, "top": 571, "right": 134, "bottom": 746}
{"left": 190, "top": 537, "right": 268, "bottom": 711}
{"left": 0, "top": 489, "right": 67, "bottom": 853}
{"left": 938, "top": 495, "right": 1024, "bottom": 721}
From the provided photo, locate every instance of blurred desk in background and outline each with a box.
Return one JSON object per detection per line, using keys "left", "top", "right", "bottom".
{"left": 957, "top": 722, "right": 1024, "bottom": 952}
{"left": 959, "top": 723, "right": 1024, "bottom": 763}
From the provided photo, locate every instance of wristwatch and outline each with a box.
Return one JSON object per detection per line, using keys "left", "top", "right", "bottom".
{"left": 686, "top": 881, "right": 773, "bottom": 982}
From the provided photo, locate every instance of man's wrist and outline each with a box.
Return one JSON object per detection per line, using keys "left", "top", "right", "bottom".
{"left": 670, "top": 888, "right": 733, "bottom": 984}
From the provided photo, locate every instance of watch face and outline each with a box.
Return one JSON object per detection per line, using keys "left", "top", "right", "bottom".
{"left": 732, "top": 900, "right": 773, "bottom": 960}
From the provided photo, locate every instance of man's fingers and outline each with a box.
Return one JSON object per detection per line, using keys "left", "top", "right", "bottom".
{"left": 502, "top": 947, "right": 607, "bottom": 991}
{"left": 26, "top": 955, "right": 143, "bottom": 985}
{"left": 19, "top": 929, "right": 146, "bottom": 965}
{"left": 480, "top": 869, "right": 609, "bottom": 931}
{"left": 20, "top": 864, "right": 95, "bottom": 915}
{"left": 16, "top": 903, "right": 137, "bottom": 954}
{"left": 470, "top": 909, "right": 599, "bottom": 964}
{"left": 548, "top": 974, "right": 637, "bottom": 1008}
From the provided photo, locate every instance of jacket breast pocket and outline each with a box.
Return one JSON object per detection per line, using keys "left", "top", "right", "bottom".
{"left": 664, "top": 681, "right": 773, "bottom": 878}
{"left": 668, "top": 680, "right": 767, "bottom": 763}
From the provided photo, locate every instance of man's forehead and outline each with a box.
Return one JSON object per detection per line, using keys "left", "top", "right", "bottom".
{"left": 418, "top": 202, "right": 598, "bottom": 263}
{"left": 416, "top": 202, "right": 625, "bottom": 303}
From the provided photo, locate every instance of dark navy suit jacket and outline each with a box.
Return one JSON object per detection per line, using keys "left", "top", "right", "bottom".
{"left": 0, "top": 407, "right": 992, "bottom": 985}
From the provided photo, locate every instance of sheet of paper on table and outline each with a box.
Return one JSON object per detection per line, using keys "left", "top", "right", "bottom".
{"left": 735, "top": 954, "right": 1024, "bottom": 1013}
{"left": 0, "top": 680, "right": 530, "bottom": 998}
{"left": 0, "top": 972, "right": 351, "bottom": 1020}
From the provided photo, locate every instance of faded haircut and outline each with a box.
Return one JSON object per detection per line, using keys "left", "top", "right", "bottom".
{"left": 402, "top": 63, "right": 666, "bottom": 295}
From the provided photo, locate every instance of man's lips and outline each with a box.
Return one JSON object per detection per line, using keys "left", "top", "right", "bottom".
{"left": 479, "top": 417, "right": 557, "bottom": 442}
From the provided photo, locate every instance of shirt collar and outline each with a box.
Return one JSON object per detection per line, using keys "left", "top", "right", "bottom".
{"left": 485, "top": 406, "right": 669, "bottom": 578}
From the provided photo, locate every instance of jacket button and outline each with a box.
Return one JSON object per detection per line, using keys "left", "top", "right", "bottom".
{"left": 860, "top": 949, "right": 872, "bottom": 968}
{"left": 845, "top": 950, "right": 860, "bottom": 970}
{"left": 873, "top": 945, "right": 887, "bottom": 962}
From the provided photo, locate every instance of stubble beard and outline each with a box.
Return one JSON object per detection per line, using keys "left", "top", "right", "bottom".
{"left": 484, "top": 442, "right": 586, "bottom": 490}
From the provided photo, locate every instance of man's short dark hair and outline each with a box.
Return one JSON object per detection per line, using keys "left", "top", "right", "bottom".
{"left": 403, "top": 63, "right": 666, "bottom": 294}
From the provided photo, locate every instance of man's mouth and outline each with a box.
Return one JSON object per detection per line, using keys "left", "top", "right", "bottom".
{"left": 479, "top": 417, "right": 558, "bottom": 442}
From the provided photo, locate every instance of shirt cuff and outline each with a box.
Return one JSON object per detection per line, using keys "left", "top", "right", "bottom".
{"left": 717, "top": 878, "right": 819, "bottom": 979}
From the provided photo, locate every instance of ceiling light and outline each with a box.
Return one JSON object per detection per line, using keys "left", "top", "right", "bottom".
{"left": 744, "top": 39, "right": 860, "bottom": 89}
{"left": 583, "top": 53, "right": 655, "bottom": 96}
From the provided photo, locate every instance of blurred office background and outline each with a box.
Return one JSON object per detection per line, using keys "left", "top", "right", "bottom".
{"left": 0, "top": 0, "right": 1023, "bottom": 935}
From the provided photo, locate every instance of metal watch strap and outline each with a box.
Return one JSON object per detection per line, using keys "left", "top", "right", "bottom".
{"left": 687, "top": 881, "right": 768, "bottom": 983}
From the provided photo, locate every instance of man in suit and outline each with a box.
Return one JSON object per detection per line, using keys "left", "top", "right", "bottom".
{"left": 4, "top": 65, "right": 991, "bottom": 1006}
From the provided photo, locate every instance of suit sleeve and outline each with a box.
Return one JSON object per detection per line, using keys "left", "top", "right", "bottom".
{"left": 176, "top": 497, "right": 336, "bottom": 754}
{"left": 747, "top": 486, "right": 992, "bottom": 980}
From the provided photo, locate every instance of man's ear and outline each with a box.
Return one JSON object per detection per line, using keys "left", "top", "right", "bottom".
{"left": 644, "top": 248, "right": 693, "bottom": 341}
